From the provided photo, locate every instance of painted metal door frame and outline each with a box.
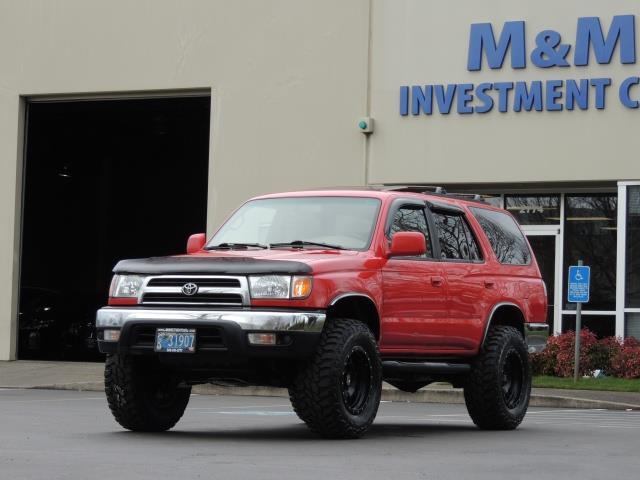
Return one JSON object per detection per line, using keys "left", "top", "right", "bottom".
{"left": 522, "top": 226, "right": 562, "bottom": 335}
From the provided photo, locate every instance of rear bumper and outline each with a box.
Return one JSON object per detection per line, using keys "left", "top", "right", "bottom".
{"left": 524, "top": 322, "right": 549, "bottom": 353}
{"left": 95, "top": 307, "right": 325, "bottom": 361}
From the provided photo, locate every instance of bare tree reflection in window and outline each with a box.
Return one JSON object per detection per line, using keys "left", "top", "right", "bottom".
{"left": 564, "top": 195, "right": 617, "bottom": 311}
{"left": 433, "top": 213, "right": 482, "bottom": 261}
{"left": 390, "top": 208, "right": 432, "bottom": 258}
{"left": 470, "top": 208, "right": 531, "bottom": 265}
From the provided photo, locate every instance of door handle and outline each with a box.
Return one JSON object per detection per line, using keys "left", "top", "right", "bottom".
{"left": 484, "top": 280, "right": 495, "bottom": 289}
{"left": 431, "top": 276, "right": 444, "bottom": 287}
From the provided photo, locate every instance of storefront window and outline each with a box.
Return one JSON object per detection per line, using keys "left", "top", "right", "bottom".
{"left": 626, "top": 186, "right": 640, "bottom": 308}
{"left": 563, "top": 194, "right": 617, "bottom": 311}
{"left": 626, "top": 312, "right": 640, "bottom": 340}
{"left": 482, "top": 195, "right": 503, "bottom": 208}
{"left": 563, "top": 314, "right": 615, "bottom": 338}
{"left": 505, "top": 195, "right": 560, "bottom": 225}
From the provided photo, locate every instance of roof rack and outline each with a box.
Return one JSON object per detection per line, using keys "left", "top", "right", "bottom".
{"left": 381, "top": 185, "right": 486, "bottom": 203}
{"left": 383, "top": 185, "right": 447, "bottom": 194}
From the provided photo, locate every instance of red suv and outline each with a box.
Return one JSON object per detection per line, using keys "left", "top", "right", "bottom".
{"left": 97, "top": 188, "right": 548, "bottom": 438}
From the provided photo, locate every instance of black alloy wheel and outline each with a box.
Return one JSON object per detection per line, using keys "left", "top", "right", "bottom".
{"left": 288, "top": 318, "right": 382, "bottom": 438}
{"left": 501, "top": 348, "right": 525, "bottom": 409}
{"left": 463, "top": 325, "right": 532, "bottom": 430}
{"left": 341, "top": 345, "right": 373, "bottom": 415}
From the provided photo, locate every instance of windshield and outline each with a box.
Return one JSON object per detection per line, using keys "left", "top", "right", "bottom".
{"left": 208, "top": 196, "right": 382, "bottom": 250}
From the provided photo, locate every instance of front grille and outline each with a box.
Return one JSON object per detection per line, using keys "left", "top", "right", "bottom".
{"left": 147, "top": 277, "right": 241, "bottom": 288}
{"left": 142, "top": 292, "right": 243, "bottom": 305}
{"left": 140, "top": 275, "right": 249, "bottom": 306}
{"left": 129, "top": 325, "right": 225, "bottom": 350}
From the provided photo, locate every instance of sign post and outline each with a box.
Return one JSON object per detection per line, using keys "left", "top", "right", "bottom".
{"left": 568, "top": 261, "right": 590, "bottom": 382}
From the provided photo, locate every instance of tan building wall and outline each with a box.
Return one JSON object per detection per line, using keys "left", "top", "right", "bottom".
{"left": 369, "top": 0, "right": 640, "bottom": 184}
{"left": 0, "top": 0, "right": 370, "bottom": 360}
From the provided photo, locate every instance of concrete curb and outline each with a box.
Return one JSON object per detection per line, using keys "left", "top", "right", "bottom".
{"left": 529, "top": 393, "right": 640, "bottom": 411}
{"left": 6, "top": 382, "right": 639, "bottom": 411}
{"left": 191, "top": 385, "right": 640, "bottom": 410}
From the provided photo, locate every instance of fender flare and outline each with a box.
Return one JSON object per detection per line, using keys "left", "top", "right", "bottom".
{"left": 481, "top": 302, "right": 526, "bottom": 346}
{"left": 327, "top": 292, "right": 380, "bottom": 339}
{"left": 328, "top": 292, "right": 377, "bottom": 307}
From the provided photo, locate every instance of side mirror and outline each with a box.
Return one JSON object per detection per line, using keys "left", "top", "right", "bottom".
{"left": 187, "top": 233, "right": 207, "bottom": 254}
{"left": 389, "top": 232, "right": 426, "bottom": 257}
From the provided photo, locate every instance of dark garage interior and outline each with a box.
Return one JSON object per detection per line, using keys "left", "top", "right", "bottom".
{"left": 19, "top": 96, "right": 211, "bottom": 360}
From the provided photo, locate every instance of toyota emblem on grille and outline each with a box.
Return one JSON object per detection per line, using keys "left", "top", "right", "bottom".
{"left": 181, "top": 283, "right": 199, "bottom": 296}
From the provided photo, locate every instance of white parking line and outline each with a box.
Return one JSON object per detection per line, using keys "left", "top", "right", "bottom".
{"left": 0, "top": 396, "right": 105, "bottom": 403}
{"left": 190, "top": 404, "right": 291, "bottom": 410}
{"left": 213, "top": 411, "right": 296, "bottom": 416}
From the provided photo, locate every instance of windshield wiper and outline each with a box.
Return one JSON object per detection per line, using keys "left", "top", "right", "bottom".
{"left": 270, "top": 240, "right": 345, "bottom": 250}
{"left": 205, "top": 242, "right": 269, "bottom": 250}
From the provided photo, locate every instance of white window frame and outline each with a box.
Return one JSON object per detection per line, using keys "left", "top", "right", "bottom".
{"left": 618, "top": 181, "right": 640, "bottom": 338}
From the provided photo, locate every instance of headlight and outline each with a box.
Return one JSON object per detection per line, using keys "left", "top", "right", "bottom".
{"left": 109, "top": 275, "right": 146, "bottom": 298}
{"left": 249, "top": 275, "right": 290, "bottom": 298}
{"left": 249, "top": 275, "right": 313, "bottom": 299}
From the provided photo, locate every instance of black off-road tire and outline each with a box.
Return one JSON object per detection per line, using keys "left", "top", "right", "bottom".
{"left": 288, "top": 318, "right": 382, "bottom": 439}
{"left": 104, "top": 353, "right": 191, "bottom": 432}
{"left": 464, "top": 325, "right": 531, "bottom": 430}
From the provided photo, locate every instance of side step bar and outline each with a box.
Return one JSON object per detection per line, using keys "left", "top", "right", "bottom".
{"left": 382, "top": 361, "right": 471, "bottom": 376}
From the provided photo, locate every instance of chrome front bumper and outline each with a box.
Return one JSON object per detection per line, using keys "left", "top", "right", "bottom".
{"left": 96, "top": 307, "right": 326, "bottom": 333}
{"left": 524, "top": 322, "right": 549, "bottom": 353}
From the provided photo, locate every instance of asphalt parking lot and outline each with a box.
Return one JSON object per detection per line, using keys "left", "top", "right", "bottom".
{"left": 1, "top": 389, "right": 639, "bottom": 480}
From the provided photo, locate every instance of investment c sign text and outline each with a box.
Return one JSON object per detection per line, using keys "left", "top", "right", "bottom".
{"left": 399, "top": 15, "right": 639, "bottom": 116}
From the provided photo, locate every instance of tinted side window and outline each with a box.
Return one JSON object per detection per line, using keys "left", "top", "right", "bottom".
{"left": 389, "top": 207, "right": 432, "bottom": 258}
{"left": 433, "top": 213, "right": 482, "bottom": 261}
{"left": 470, "top": 207, "right": 531, "bottom": 265}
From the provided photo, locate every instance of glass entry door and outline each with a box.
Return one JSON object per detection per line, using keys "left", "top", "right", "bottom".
{"left": 523, "top": 229, "right": 561, "bottom": 333}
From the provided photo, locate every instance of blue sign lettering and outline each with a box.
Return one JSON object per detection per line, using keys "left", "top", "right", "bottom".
{"left": 401, "top": 15, "right": 637, "bottom": 116}
{"left": 530, "top": 30, "right": 571, "bottom": 68}
{"left": 475, "top": 83, "right": 494, "bottom": 113}
{"left": 619, "top": 76, "right": 640, "bottom": 108}
{"left": 513, "top": 81, "right": 543, "bottom": 112}
{"left": 565, "top": 79, "right": 589, "bottom": 110}
{"left": 434, "top": 84, "right": 456, "bottom": 114}
{"left": 546, "top": 80, "right": 564, "bottom": 111}
{"left": 412, "top": 85, "right": 432, "bottom": 115}
{"left": 591, "top": 78, "right": 611, "bottom": 109}
{"left": 574, "top": 16, "right": 636, "bottom": 66}
{"left": 467, "top": 21, "right": 526, "bottom": 71}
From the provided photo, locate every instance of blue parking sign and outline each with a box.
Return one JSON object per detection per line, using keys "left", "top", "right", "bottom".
{"left": 568, "top": 266, "right": 590, "bottom": 303}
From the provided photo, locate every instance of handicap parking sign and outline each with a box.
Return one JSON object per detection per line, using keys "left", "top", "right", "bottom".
{"left": 568, "top": 265, "right": 590, "bottom": 303}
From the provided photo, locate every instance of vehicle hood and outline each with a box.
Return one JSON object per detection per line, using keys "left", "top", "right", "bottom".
{"left": 112, "top": 249, "right": 362, "bottom": 276}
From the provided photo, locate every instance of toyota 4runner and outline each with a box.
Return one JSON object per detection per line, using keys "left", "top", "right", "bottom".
{"left": 97, "top": 187, "right": 548, "bottom": 438}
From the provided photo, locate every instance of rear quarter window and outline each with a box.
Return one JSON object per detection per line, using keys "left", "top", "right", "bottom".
{"left": 470, "top": 207, "right": 532, "bottom": 265}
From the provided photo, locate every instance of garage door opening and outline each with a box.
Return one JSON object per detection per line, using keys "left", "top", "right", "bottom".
{"left": 18, "top": 96, "right": 211, "bottom": 360}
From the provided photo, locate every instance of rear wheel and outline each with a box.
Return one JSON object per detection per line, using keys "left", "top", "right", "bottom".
{"left": 464, "top": 326, "right": 531, "bottom": 430}
{"left": 104, "top": 353, "right": 191, "bottom": 432}
{"left": 289, "top": 318, "right": 382, "bottom": 438}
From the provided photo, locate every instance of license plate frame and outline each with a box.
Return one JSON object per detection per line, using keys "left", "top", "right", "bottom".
{"left": 154, "top": 328, "right": 197, "bottom": 353}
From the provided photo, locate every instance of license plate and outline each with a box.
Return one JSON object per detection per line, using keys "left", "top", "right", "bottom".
{"left": 154, "top": 328, "right": 196, "bottom": 353}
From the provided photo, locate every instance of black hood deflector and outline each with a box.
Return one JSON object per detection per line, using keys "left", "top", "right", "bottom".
{"left": 113, "top": 256, "right": 312, "bottom": 276}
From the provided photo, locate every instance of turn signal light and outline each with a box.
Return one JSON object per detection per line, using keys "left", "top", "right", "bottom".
{"left": 103, "top": 329, "right": 121, "bottom": 342}
{"left": 292, "top": 276, "right": 313, "bottom": 299}
{"left": 247, "top": 333, "right": 277, "bottom": 345}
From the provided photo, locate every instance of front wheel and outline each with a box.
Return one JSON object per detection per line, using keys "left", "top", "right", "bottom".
{"left": 104, "top": 354, "right": 191, "bottom": 432}
{"left": 288, "top": 318, "right": 382, "bottom": 438}
{"left": 464, "top": 326, "right": 531, "bottom": 430}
